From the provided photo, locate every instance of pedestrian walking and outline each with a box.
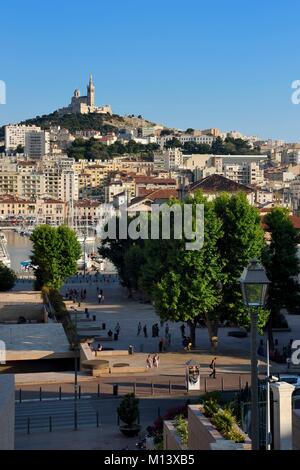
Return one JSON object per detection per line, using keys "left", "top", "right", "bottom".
{"left": 152, "top": 324, "right": 156, "bottom": 337}
{"left": 115, "top": 322, "right": 121, "bottom": 336}
{"left": 209, "top": 357, "right": 217, "bottom": 379}
{"left": 98, "top": 289, "right": 103, "bottom": 304}
{"left": 180, "top": 324, "right": 185, "bottom": 338}
{"left": 137, "top": 322, "right": 142, "bottom": 336}
{"left": 158, "top": 337, "right": 164, "bottom": 353}
{"left": 146, "top": 354, "right": 153, "bottom": 369}
{"left": 153, "top": 354, "right": 160, "bottom": 368}
{"left": 143, "top": 324, "right": 148, "bottom": 338}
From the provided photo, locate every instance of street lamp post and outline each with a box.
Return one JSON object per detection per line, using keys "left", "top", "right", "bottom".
{"left": 239, "top": 259, "right": 270, "bottom": 450}
{"left": 83, "top": 231, "right": 87, "bottom": 278}
{"left": 71, "top": 306, "right": 78, "bottom": 430}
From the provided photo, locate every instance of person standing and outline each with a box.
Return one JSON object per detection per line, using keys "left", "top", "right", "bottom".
{"left": 158, "top": 337, "right": 164, "bottom": 353}
{"left": 115, "top": 322, "right": 121, "bottom": 336}
{"left": 137, "top": 322, "right": 142, "bottom": 336}
{"left": 146, "top": 354, "right": 153, "bottom": 369}
{"left": 153, "top": 354, "right": 160, "bottom": 368}
{"left": 143, "top": 324, "right": 148, "bottom": 338}
{"left": 209, "top": 357, "right": 217, "bottom": 379}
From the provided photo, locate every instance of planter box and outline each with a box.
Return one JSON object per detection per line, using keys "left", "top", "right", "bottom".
{"left": 163, "top": 421, "right": 188, "bottom": 450}
{"left": 188, "top": 405, "right": 251, "bottom": 450}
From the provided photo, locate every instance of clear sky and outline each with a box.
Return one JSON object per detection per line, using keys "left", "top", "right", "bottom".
{"left": 1, "top": 0, "right": 300, "bottom": 141}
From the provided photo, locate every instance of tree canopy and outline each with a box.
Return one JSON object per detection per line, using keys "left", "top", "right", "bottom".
{"left": 30, "top": 225, "right": 81, "bottom": 290}
{"left": 99, "top": 191, "right": 271, "bottom": 348}
{"left": 0, "top": 262, "right": 17, "bottom": 291}
{"left": 262, "top": 207, "right": 300, "bottom": 334}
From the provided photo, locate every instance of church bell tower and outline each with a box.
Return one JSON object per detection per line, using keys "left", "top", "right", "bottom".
{"left": 87, "top": 74, "right": 95, "bottom": 107}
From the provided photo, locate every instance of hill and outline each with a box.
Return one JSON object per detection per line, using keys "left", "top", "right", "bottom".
{"left": 0, "top": 112, "right": 164, "bottom": 140}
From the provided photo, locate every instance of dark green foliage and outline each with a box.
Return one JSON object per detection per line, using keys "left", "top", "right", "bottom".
{"left": 42, "top": 287, "right": 75, "bottom": 345}
{"left": 214, "top": 193, "right": 267, "bottom": 329}
{"left": 0, "top": 262, "right": 17, "bottom": 291}
{"left": 262, "top": 207, "right": 300, "bottom": 332}
{"left": 117, "top": 394, "right": 139, "bottom": 426}
{"left": 67, "top": 137, "right": 159, "bottom": 161}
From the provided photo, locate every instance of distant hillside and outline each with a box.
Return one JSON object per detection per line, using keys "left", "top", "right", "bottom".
{"left": 0, "top": 112, "right": 162, "bottom": 139}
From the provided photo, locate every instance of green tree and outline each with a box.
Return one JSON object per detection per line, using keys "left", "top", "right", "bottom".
{"left": 30, "top": 225, "right": 81, "bottom": 290}
{"left": 165, "top": 137, "right": 182, "bottom": 148}
{"left": 149, "top": 193, "right": 223, "bottom": 346}
{"left": 262, "top": 207, "right": 300, "bottom": 341}
{"left": 0, "top": 262, "right": 17, "bottom": 291}
{"left": 214, "top": 193, "right": 267, "bottom": 330}
{"left": 211, "top": 136, "right": 225, "bottom": 154}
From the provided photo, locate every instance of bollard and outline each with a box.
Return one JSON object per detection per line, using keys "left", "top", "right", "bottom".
{"left": 39, "top": 387, "right": 42, "bottom": 401}
{"left": 49, "top": 416, "right": 52, "bottom": 432}
{"left": 113, "top": 384, "right": 118, "bottom": 396}
{"left": 205, "top": 378, "right": 207, "bottom": 393}
{"left": 151, "top": 381, "right": 154, "bottom": 396}
{"left": 97, "top": 384, "right": 100, "bottom": 398}
{"left": 169, "top": 380, "right": 172, "bottom": 395}
{"left": 96, "top": 411, "right": 100, "bottom": 428}
{"left": 27, "top": 417, "right": 30, "bottom": 435}
{"left": 74, "top": 410, "right": 78, "bottom": 431}
{"left": 221, "top": 377, "right": 224, "bottom": 392}
{"left": 59, "top": 386, "right": 62, "bottom": 400}
{"left": 19, "top": 389, "right": 22, "bottom": 403}
{"left": 79, "top": 385, "right": 81, "bottom": 399}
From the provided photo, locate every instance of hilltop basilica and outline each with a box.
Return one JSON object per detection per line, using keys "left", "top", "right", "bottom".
{"left": 58, "top": 75, "right": 112, "bottom": 116}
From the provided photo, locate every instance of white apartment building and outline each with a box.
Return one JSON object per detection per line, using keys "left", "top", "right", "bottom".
{"left": 0, "top": 155, "right": 78, "bottom": 201}
{"left": 164, "top": 148, "right": 183, "bottom": 170}
{"left": 223, "top": 161, "right": 264, "bottom": 186}
{"left": 5, "top": 125, "right": 41, "bottom": 151}
{"left": 25, "top": 130, "right": 50, "bottom": 159}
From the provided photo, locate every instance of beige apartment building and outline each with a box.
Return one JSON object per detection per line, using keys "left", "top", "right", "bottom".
{"left": 0, "top": 195, "right": 66, "bottom": 225}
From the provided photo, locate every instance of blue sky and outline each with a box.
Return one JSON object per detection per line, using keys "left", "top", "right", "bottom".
{"left": 1, "top": 0, "right": 300, "bottom": 140}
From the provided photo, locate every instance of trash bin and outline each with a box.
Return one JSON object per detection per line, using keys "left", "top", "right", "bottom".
{"left": 102, "top": 323, "right": 106, "bottom": 330}
{"left": 128, "top": 345, "right": 134, "bottom": 355}
{"left": 114, "top": 333, "right": 118, "bottom": 341}
{"left": 113, "top": 384, "right": 118, "bottom": 396}
{"left": 93, "top": 315, "right": 96, "bottom": 321}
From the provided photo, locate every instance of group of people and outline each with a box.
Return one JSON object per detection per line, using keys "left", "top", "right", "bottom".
{"left": 65, "top": 288, "right": 87, "bottom": 303}
{"left": 146, "top": 353, "right": 160, "bottom": 368}
{"left": 137, "top": 322, "right": 149, "bottom": 338}
{"left": 151, "top": 323, "right": 160, "bottom": 337}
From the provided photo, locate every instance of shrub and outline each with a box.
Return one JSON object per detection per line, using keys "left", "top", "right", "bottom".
{"left": 117, "top": 394, "right": 139, "bottom": 427}
{"left": 212, "top": 409, "right": 234, "bottom": 435}
{"left": 0, "top": 262, "right": 17, "bottom": 291}
{"left": 203, "top": 398, "right": 219, "bottom": 418}
{"left": 202, "top": 397, "right": 245, "bottom": 443}
{"left": 174, "top": 414, "right": 188, "bottom": 446}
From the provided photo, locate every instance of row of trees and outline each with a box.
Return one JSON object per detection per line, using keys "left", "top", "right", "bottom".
{"left": 67, "top": 138, "right": 159, "bottom": 161}
{"left": 99, "top": 193, "right": 300, "bottom": 347}
{"left": 166, "top": 136, "right": 262, "bottom": 155}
